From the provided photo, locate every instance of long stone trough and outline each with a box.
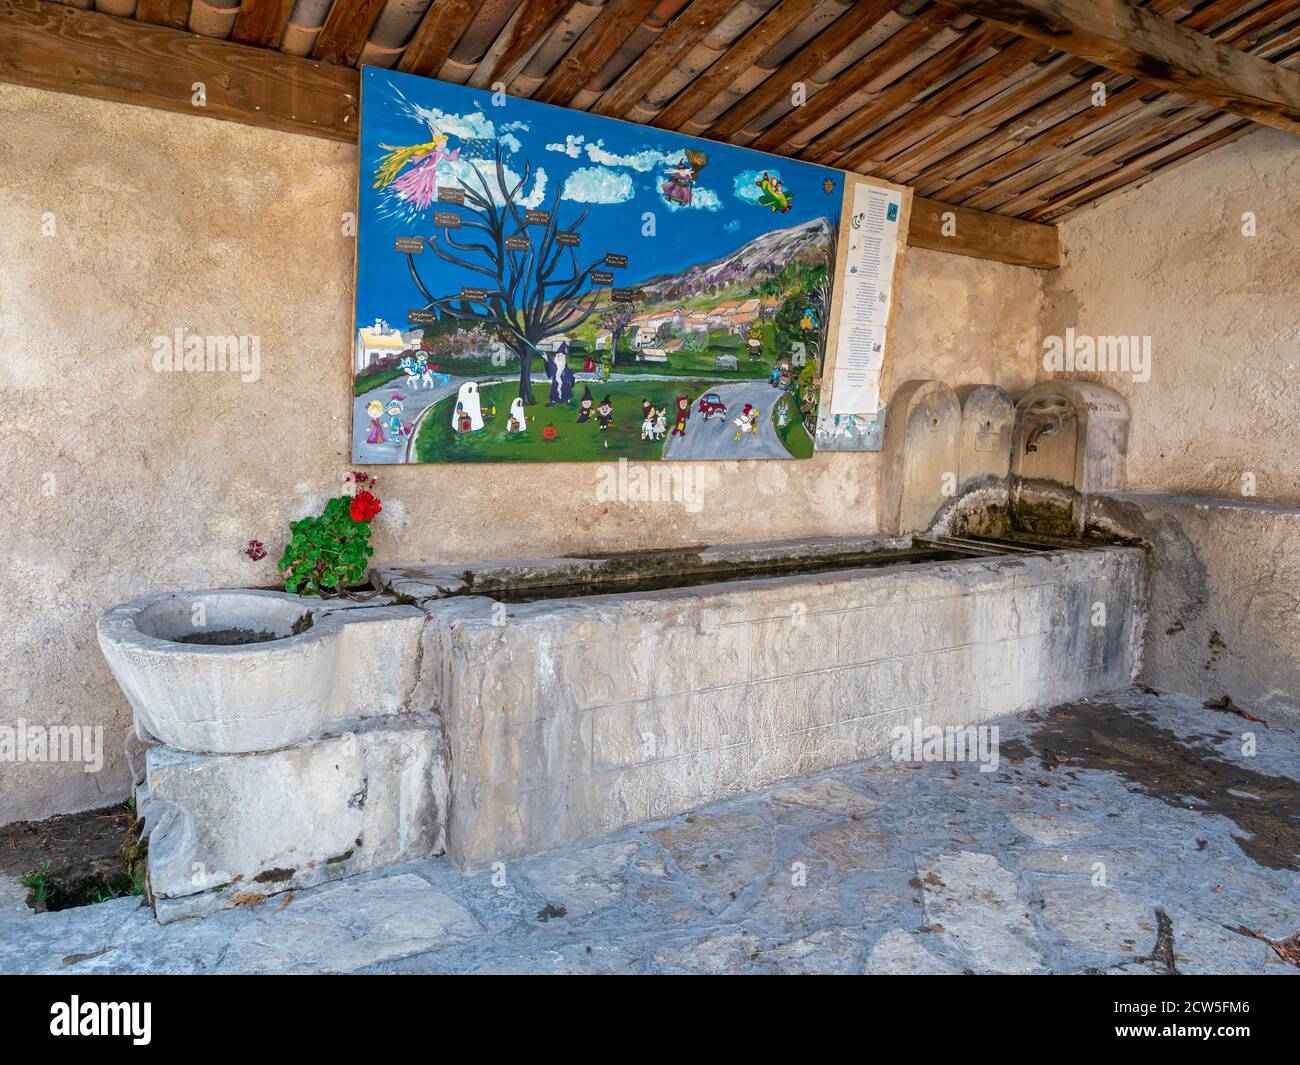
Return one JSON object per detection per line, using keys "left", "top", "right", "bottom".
{"left": 99, "top": 536, "right": 1144, "bottom": 917}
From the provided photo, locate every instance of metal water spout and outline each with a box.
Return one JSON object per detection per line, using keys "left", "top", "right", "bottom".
{"left": 1025, "top": 414, "right": 1061, "bottom": 454}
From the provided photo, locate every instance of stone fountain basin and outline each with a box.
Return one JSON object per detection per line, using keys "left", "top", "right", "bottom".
{"left": 98, "top": 589, "right": 424, "bottom": 754}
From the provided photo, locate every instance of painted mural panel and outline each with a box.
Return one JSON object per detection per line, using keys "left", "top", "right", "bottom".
{"left": 352, "top": 68, "right": 844, "bottom": 464}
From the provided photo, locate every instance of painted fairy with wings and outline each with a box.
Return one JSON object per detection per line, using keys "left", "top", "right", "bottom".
{"left": 373, "top": 120, "right": 461, "bottom": 212}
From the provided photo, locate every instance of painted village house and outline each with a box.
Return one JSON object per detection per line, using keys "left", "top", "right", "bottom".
{"left": 354, "top": 319, "right": 407, "bottom": 373}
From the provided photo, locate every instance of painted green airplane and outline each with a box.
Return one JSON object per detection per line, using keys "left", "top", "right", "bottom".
{"left": 755, "top": 171, "right": 794, "bottom": 213}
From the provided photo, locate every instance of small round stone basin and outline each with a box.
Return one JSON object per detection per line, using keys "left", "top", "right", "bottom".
{"left": 98, "top": 590, "right": 344, "bottom": 754}
{"left": 134, "top": 593, "right": 312, "bottom": 646}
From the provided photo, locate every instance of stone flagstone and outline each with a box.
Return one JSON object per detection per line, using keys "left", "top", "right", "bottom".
{"left": 0, "top": 690, "right": 1294, "bottom": 976}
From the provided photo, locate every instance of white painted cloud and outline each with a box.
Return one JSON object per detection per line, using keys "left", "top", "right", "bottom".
{"left": 545, "top": 134, "right": 585, "bottom": 158}
{"left": 664, "top": 186, "right": 722, "bottom": 212}
{"left": 442, "top": 158, "right": 549, "bottom": 210}
{"left": 562, "top": 165, "right": 634, "bottom": 204}
{"left": 584, "top": 140, "right": 678, "bottom": 173}
{"left": 734, "top": 168, "right": 779, "bottom": 204}
{"left": 388, "top": 82, "right": 530, "bottom": 145}
{"left": 412, "top": 105, "right": 495, "bottom": 141}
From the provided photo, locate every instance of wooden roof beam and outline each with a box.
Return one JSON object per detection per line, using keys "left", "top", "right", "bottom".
{"left": 0, "top": 0, "right": 1061, "bottom": 270}
{"left": 910, "top": 194, "right": 1060, "bottom": 267}
{"left": 931, "top": 0, "right": 1300, "bottom": 134}
{"left": 0, "top": 0, "right": 359, "bottom": 139}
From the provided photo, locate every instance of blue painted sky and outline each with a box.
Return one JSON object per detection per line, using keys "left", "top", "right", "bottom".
{"left": 356, "top": 67, "right": 843, "bottom": 328}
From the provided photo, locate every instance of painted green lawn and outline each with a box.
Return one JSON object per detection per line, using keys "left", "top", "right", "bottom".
{"left": 353, "top": 365, "right": 405, "bottom": 396}
{"left": 773, "top": 392, "right": 815, "bottom": 459}
{"left": 358, "top": 325, "right": 779, "bottom": 395}
{"left": 599, "top": 329, "right": 775, "bottom": 379}
{"left": 413, "top": 379, "right": 721, "bottom": 463}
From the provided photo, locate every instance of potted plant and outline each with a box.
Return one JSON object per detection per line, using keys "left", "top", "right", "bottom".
{"left": 278, "top": 472, "right": 383, "bottom": 597}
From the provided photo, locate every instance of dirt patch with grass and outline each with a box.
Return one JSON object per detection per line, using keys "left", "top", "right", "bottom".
{"left": 1, "top": 803, "right": 146, "bottom": 911}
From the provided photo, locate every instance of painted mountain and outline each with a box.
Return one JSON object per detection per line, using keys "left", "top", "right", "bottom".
{"left": 636, "top": 218, "right": 835, "bottom": 302}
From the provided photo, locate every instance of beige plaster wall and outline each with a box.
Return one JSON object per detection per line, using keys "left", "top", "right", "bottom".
{"left": 1045, "top": 127, "right": 1300, "bottom": 722}
{"left": 0, "top": 83, "right": 1046, "bottom": 821}
{"left": 1045, "top": 128, "right": 1300, "bottom": 502}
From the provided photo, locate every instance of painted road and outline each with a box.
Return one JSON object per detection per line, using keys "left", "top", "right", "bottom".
{"left": 352, "top": 369, "right": 744, "bottom": 464}
{"left": 661, "top": 379, "right": 789, "bottom": 461}
{"left": 352, "top": 373, "right": 462, "bottom": 465}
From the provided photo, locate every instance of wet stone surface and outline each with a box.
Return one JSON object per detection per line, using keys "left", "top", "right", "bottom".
{"left": 1, "top": 688, "right": 1296, "bottom": 975}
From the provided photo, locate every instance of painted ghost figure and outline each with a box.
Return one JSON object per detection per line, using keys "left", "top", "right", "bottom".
{"left": 507, "top": 397, "right": 528, "bottom": 434}
{"left": 453, "top": 381, "right": 485, "bottom": 433}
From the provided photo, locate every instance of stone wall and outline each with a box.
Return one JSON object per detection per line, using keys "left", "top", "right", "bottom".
{"left": 6, "top": 87, "right": 1287, "bottom": 826}
{"left": 418, "top": 548, "right": 1143, "bottom": 868}
{"left": 1045, "top": 129, "right": 1300, "bottom": 724}
{"left": 0, "top": 83, "right": 1047, "bottom": 822}
{"left": 1045, "top": 129, "right": 1300, "bottom": 503}
{"left": 1095, "top": 492, "right": 1300, "bottom": 728}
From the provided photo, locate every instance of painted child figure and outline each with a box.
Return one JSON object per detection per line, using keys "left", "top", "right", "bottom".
{"left": 596, "top": 396, "right": 614, "bottom": 432}
{"left": 653, "top": 406, "right": 667, "bottom": 439}
{"left": 418, "top": 351, "right": 436, "bottom": 389}
{"left": 576, "top": 386, "right": 595, "bottom": 423}
{"left": 671, "top": 395, "right": 690, "bottom": 437}
{"left": 365, "top": 400, "right": 386, "bottom": 444}
{"left": 640, "top": 408, "right": 655, "bottom": 441}
{"left": 385, "top": 393, "right": 412, "bottom": 442}
{"left": 452, "top": 381, "right": 484, "bottom": 436}
{"left": 732, "top": 403, "right": 759, "bottom": 441}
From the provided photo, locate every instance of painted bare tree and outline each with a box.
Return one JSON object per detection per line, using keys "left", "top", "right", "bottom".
{"left": 405, "top": 143, "right": 607, "bottom": 405}
{"left": 598, "top": 303, "right": 634, "bottom": 366}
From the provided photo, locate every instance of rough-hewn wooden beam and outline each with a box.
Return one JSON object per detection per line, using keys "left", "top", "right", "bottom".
{"left": 0, "top": 0, "right": 1061, "bottom": 269}
{"left": 0, "top": 0, "right": 359, "bottom": 139}
{"left": 475, "top": 0, "right": 572, "bottom": 89}
{"left": 134, "top": 0, "right": 190, "bottom": 30}
{"left": 591, "top": 0, "right": 735, "bottom": 119}
{"left": 800, "top": 19, "right": 1005, "bottom": 163}
{"left": 231, "top": 0, "right": 295, "bottom": 49}
{"left": 748, "top": 8, "right": 963, "bottom": 153}
{"left": 532, "top": 0, "right": 662, "bottom": 107}
{"left": 908, "top": 196, "right": 1060, "bottom": 269}
{"left": 704, "top": 0, "right": 897, "bottom": 140}
{"left": 932, "top": 0, "right": 1300, "bottom": 134}
{"left": 311, "top": 0, "right": 386, "bottom": 67}
{"left": 397, "top": 0, "right": 479, "bottom": 77}
{"left": 650, "top": 0, "right": 822, "bottom": 130}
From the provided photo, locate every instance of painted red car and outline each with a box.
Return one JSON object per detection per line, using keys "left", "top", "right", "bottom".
{"left": 697, "top": 392, "right": 728, "bottom": 419}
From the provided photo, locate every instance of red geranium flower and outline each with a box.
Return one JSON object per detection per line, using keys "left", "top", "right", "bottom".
{"left": 244, "top": 539, "right": 266, "bottom": 561}
{"left": 350, "top": 490, "right": 382, "bottom": 523}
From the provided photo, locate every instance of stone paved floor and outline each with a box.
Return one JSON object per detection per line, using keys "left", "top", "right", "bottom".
{"left": 3, "top": 687, "right": 1297, "bottom": 975}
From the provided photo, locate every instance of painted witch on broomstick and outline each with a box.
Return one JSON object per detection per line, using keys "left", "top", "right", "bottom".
{"left": 661, "top": 150, "right": 708, "bottom": 207}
